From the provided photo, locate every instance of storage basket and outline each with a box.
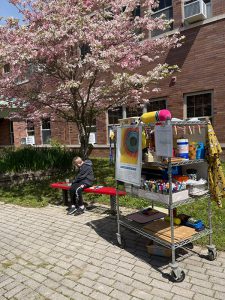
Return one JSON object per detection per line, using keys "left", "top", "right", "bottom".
{"left": 188, "top": 183, "right": 208, "bottom": 196}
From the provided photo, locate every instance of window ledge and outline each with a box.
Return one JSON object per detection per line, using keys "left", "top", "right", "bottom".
{"left": 150, "top": 14, "right": 225, "bottom": 39}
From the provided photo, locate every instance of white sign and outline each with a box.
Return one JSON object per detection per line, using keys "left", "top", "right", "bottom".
{"left": 155, "top": 124, "right": 173, "bottom": 157}
{"left": 116, "top": 125, "right": 142, "bottom": 186}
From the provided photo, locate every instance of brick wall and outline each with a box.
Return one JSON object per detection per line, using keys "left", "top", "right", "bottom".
{"left": 212, "top": 0, "right": 225, "bottom": 16}
{"left": 13, "top": 121, "right": 27, "bottom": 147}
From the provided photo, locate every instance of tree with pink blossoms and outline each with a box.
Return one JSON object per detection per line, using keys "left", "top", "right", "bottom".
{"left": 0, "top": 0, "right": 182, "bottom": 157}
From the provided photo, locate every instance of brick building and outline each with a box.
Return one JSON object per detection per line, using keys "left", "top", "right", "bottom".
{"left": 0, "top": 0, "right": 225, "bottom": 157}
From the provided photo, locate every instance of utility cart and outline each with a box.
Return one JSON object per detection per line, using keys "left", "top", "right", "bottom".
{"left": 115, "top": 119, "right": 217, "bottom": 282}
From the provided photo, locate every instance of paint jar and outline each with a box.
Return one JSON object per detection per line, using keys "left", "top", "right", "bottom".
{"left": 196, "top": 142, "right": 205, "bottom": 159}
{"left": 189, "top": 142, "right": 196, "bottom": 160}
{"left": 177, "top": 139, "right": 189, "bottom": 159}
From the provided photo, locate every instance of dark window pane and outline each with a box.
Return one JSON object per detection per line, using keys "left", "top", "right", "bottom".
{"left": 147, "top": 99, "right": 166, "bottom": 112}
{"left": 151, "top": 6, "right": 173, "bottom": 37}
{"left": 154, "top": 0, "right": 172, "bottom": 12}
{"left": 108, "top": 107, "right": 123, "bottom": 124}
{"left": 80, "top": 44, "right": 91, "bottom": 59}
{"left": 42, "top": 118, "right": 51, "bottom": 130}
{"left": 186, "top": 92, "right": 212, "bottom": 118}
{"left": 126, "top": 106, "right": 143, "bottom": 118}
{"left": 133, "top": 5, "right": 141, "bottom": 17}
{"left": 3, "top": 63, "right": 10, "bottom": 73}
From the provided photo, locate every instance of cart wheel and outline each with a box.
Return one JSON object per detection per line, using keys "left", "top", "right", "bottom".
{"left": 208, "top": 249, "right": 217, "bottom": 261}
{"left": 171, "top": 270, "right": 185, "bottom": 283}
{"left": 116, "top": 234, "right": 126, "bottom": 248}
{"left": 119, "top": 238, "right": 126, "bottom": 249}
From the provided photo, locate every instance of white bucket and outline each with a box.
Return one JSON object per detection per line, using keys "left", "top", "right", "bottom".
{"left": 177, "top": 139, "right": 189, "bottom": 159}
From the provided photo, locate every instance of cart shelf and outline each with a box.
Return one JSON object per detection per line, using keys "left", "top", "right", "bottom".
{"left": 119, "top": 217, "right": 211, "bottom": 249}
{"left": 143, "top": 159, "right": 206, "bottom": 168}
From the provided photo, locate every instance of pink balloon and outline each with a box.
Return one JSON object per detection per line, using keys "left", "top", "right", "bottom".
{"left": 158, "top": 109, "right": 172, "bottom": 121}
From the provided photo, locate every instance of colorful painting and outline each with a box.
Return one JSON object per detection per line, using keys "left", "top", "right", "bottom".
{"left": 120, "top": 127, "right": 139, "bottom": 165}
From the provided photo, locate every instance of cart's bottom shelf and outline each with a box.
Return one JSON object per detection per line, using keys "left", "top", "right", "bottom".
{"left": 119, "top": 217, "right": 211, "bottom": 249}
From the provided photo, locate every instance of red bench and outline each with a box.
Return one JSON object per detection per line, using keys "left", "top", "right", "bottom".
{"left": 50, "top": 182, "right": 126, "bottom": 214}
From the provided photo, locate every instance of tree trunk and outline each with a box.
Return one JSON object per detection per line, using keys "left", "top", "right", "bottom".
{"left": 77, "top": 123, "right": 91, "bottom": 159}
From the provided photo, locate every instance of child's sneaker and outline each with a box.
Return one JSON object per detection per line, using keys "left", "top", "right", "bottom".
{"left": 74, "top": 207, "right": 85, "bottom": 216}
{"left": 67, "top": 206, "right": 77, "bottom": 215}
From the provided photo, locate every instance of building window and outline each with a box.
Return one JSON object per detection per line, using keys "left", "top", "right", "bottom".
{"left": 151, "top": 0, "right": 173, "bottom": 37}
{"left": 126, "top": 106, "right": 144, "bottom": 118}
{"left": 86, "top": 119, "right": 96, "bottom": 144}
{"left": 80, "top": 44, "right": 91, "bottom": 60}
{"left": 9, "top": 121, "right": 14, "bottom": 145}
{"left": 147, "top": 99, "right": 167, "bottom": 112}
{"left": 108, "top": 107, "right": 123, "bottom": 125}
{"left": 3, "top": 63, "right": 10, "bottom": 74}
{"left": 42, "top": 118, "right": 51, "bottom": 144}
{"left": 108, "top": 107, "right": 123, "bottom": 141}
{"left": 185, "top": 91, "right": 212, "bottom": 119}
{"left": 27, "top": 120, "right": 35, "bottom": 136}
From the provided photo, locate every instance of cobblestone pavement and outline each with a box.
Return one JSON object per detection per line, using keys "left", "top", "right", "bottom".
{"left": 0, "top": 202, "right": 225, "bottom": 300}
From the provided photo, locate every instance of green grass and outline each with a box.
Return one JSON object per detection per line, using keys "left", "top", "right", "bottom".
{"left": 0, "top": 158, "right": 225, "bottom": 250}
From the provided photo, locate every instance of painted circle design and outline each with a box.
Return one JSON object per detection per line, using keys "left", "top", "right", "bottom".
{"left": 125, "top": 130, "right": 138, "bottom": 154}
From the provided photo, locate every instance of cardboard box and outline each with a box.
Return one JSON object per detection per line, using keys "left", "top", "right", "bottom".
{"left": 135, "top": 189, "right": 189, "bottom": 205}
{"left": 146, "top": 242, "right": 172, "bottom": 257}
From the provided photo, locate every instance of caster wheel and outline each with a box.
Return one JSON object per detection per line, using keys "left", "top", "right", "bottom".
{"left": 118, "top": 238, "right": 126, "bottom": 249}
{"left": 208, "top": 250, "right": 217, "bottom": 261}
{"left": 116, "top": 234, "right": 126, "bottom": 249}
{"left": 171, "top": 270, "right": 185, "bottom": 283}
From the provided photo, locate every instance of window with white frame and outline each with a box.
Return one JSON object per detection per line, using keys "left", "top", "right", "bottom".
{"left": 41, "top": 118, "right": 51, "bottom": 144}
{"left": 185, "top": 91, "right": 212, "bottom": 120}
{"left": 86, "top": 119, "right": 97, "bottom": 144}
{"left": 108, "top": 107, "right": 123, "bottom": 141}
{"left": 27, "top": 120, "right": 35, "bottom": 136}
{"left": 151, "top": 0, "right": 173, "bottom": 37}
{"left": 147, "top": 99, "right": 167, "bottom": 112}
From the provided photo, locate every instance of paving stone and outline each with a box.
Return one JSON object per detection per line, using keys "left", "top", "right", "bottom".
{"left": 90, "top": 290, "right": 112, "bottom": 300}
{"left": 151, "top": 287, "right": 174, "bottom": 299}
{"left": 131, "top": 289, "right": 153, "bottom": 300}
{"left": 71, "top": 292, "right": 93, "bottom": 300}
{"left": 171, "top": 285, "right": 194, "bottom": 299}
{"left": 73, "top": 283, "right": 92, "bottom": 296}
{"left": 97, "top": 276, "right": 115, "bottom": 286}
{"left": 35, "top": 285, "right": 55, "bottom": 298}
{"left": 110, "top": 289, "right": 132, "bottom": 300}
{"left": 193, "top": 294, "right": 216, "bottom": 300}
{"left": 56, "top": 286, "right": 75, "bottom": 298}
{"left": 191, "top": 285, "right": 215, "bottom": 297}
{"left": 114, "top": 281, "right": 134, "bottom": 294}
{"left": 114, "top": 273, "right": 134, "bottom": 285}
{"left": 3, "top": 284, "right": 25, "bottom": 299}
{"left": 215, "top": 291, "right": 225, "bottom": 300}
{"left": 48, "top": 292, "right": 70, "bottom": 300}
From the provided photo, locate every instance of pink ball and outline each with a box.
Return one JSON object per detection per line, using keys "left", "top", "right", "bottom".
{"left": 158, "top": 109, "right": 172, "bottom": 121}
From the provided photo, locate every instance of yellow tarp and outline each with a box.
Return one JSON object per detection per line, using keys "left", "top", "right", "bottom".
{"left": 206, "top": 121, "right": 225, "bottom": 208}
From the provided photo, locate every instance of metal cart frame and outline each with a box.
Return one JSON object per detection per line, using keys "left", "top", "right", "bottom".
{"left": 115, "top": 120, "right": 217, "bottom": 282}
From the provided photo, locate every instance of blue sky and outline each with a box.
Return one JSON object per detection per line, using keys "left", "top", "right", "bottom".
{"left": 0, "top": 0, "right": 23, "bottom": 20}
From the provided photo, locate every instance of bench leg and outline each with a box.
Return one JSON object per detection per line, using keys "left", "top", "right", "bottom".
{"left": 62, "top": 190, "right": 69, "bottom": 206}
{"left": 110, "top": 195, "right": 116, "bottom": 215}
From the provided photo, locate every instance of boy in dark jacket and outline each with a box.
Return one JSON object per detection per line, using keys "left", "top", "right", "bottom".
{"left": 67, "top": 157, "right": 94, "bottom": 215}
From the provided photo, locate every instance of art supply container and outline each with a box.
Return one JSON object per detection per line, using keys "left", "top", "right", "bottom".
{"left": 186, "top": 168, "right": 197, "bottom": 181}
{"left": 177, "top": 139, "right": 189, "bottom": 159}
{"left": 189, "top": 142, "right": 196, "bottom": 160}
{"left": 196, "top": 142, "right": 205, "bottom": 159}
